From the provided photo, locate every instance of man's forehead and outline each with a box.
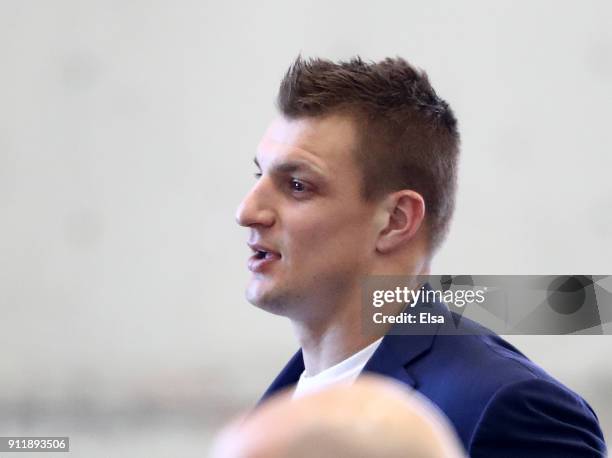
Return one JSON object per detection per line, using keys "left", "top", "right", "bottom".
{"left": 256, "top": 115, "right": 358, "bottom": 169}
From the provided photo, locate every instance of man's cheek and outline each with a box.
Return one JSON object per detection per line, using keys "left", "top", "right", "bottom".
{"left": 293, "top": 226, "right": 329, "bottom": 247}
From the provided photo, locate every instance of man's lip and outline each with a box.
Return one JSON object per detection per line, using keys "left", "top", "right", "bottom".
{"left": 247, "top": 250, "right": 281, "bottom": 272}
{"left": 247, "top": 242, "right": 281, "bottom": 256}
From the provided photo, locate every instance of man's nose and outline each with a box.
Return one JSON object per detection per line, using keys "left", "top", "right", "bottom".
{"left": 235, "top": 182, "right": 276, "bottom": 228}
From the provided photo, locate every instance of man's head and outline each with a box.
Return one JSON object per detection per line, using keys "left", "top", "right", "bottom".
{"left": 236, "top": 56, "right": 459, "bottom": 319}
{"left": 210, "top": 375, "right": 466, "bottom": 458}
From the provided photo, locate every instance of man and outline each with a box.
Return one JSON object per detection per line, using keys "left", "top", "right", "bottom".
{"left": 211, "top": 375, "right": 466, "bottom": 458}
{"left": 235, "top": 56, "right": 606, "bottom": 456}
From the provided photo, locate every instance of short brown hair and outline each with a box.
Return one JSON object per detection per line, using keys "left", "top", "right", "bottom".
{"left": 277, "top": 56, "right": 460, "bottom": 253}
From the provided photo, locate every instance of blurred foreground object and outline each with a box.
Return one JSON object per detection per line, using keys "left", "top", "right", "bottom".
{"left": 210, "top": 375, "right": 465, "bottom": 458}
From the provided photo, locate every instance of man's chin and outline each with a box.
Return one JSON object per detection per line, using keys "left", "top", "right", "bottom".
{"left": 245, "top": 285, "right": 289, "bottom": 317}
{"left": 246, "top": 285, "right": 278, "bottom": 313}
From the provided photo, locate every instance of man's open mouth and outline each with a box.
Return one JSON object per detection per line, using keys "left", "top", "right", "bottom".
{"left": 253, "top": 249, "right": 281, "bottom": 260}
{"left": 247, "top": 243, "right": 281, "bottom": 272}
{"left": 255, "top": 249, "right": 271, "bottom": 260}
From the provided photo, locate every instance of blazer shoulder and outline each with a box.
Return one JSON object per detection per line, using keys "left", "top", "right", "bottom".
{"left": 426, "top": 330, "right": 549, "bottom": 390}
{"left": 469, "top": 377, "right": 607, "bottom": 457}
{"left": 408, "top": 329, "right": 603, "bottom": 449}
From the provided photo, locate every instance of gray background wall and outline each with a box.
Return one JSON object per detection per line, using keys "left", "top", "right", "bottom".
{"left": 1, "top": 1, "right": 610, "bottom": 456}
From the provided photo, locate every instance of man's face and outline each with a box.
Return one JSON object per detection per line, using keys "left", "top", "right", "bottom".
{"left": 235, "top": 114, "right": 382, "bottom": 320}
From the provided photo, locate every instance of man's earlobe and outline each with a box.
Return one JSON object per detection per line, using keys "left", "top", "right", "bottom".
{"left": 376, "top": 191, "right": 425, "bottom": 254}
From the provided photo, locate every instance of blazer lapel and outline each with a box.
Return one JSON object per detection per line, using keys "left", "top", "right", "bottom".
{"left": 361, "top": 332, "right": 435, "bottom": 389}
{"left": 259, "top": 349, "right": 304, "bottom": 403}
{"left": 362, "top": 289, "right": 451, "bottom": 389}
{"left": 259, "top": 329, "right": 438, "bottom": 403}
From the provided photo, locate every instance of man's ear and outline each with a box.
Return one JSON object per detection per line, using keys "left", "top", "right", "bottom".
{"left": 376, "top": 190, "right": 426, "bottom": 254}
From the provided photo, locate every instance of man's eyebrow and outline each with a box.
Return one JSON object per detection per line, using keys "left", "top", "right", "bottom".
{"left": 253, "top": 158, "right": 325, "bottom": 176}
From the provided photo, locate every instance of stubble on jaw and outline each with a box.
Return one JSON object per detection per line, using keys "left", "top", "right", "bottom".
{"left": 246, "top": 269, "right": 365, "bottom": 326}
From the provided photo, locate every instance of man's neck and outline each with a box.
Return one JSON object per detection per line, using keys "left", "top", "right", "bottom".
{"left": 291, "top": 258, "right": 430, "bottom": 376}
{"left": 290, "top": 290, "right": 388, "bottom": 376}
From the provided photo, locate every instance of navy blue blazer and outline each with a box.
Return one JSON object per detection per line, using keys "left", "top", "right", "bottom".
{"left": 260, "top": 299, "right": 607, "bottom": 457}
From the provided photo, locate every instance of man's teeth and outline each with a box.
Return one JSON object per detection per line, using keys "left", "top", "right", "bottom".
{"left": 254, "top": 249, "right": 280, "bottom": 260}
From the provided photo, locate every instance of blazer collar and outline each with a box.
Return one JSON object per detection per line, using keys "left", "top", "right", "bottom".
{"left": 259, "top": 348, "right": 304, "bottom": 403}
{"left": 361, "top": 334, "right": 432, "bottom": 388}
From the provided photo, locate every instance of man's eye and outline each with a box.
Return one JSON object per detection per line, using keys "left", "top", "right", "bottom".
{"left": 254, "top": 172, "right": 262, "bottom": 179}
{"left": 290, "top": 179, "right": 306, "bottom": 192}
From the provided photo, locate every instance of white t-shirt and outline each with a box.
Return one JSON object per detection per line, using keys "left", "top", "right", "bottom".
{"left": 292, "top": 338, "right": 383, "bottom": 399}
